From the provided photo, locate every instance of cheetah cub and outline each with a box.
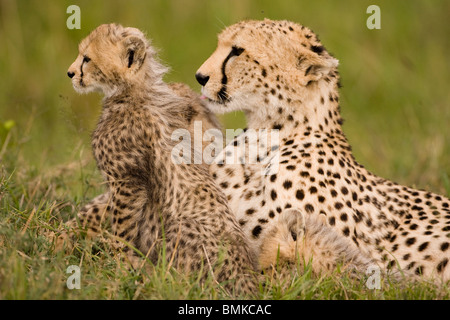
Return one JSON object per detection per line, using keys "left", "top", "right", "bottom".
{"left": 259, "top": 209, "right": 374, "bottom": 276}
{"left": 57, "top": 81, "right": 221, "bottom": 243}
{"left": 66, "top": 24, "right": 257, "bottom": 296}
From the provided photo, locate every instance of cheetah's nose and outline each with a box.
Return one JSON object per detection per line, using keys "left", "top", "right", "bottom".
{"left": 67, "top": 71, "right": 75, "bottom": 79}
{"left": 195, "top": 73, "right": 210, "bottom": 86}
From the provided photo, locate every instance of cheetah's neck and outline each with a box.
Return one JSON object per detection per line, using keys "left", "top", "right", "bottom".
{"left": 100, "top": 81, "right": 196, "bottom": 208}
{"left": 245, "top": 79, "right": 346, "bottom": 142}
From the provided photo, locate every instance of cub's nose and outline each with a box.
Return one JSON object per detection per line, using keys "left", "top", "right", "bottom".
{"left": 195, "top": 73, "right": 210, "bottom": 86}
{"left": 67, "top": 71, "right": 75, "bottom": 79}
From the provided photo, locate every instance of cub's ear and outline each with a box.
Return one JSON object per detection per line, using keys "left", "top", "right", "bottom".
{"left": 122, "top": 36, "right": 147, "bottom": 72}
{"left": 297, "top": 50, "right": 339, "bottom": 86}
{"left": 279, "top": 209, "right": 306, "bottom": 241}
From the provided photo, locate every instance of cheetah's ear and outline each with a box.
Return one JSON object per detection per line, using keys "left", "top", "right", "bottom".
{"left": 297, "top": 51, "right": 339, "bottom": 86}
{"left": 122, "top": 36, "right": 147, "bottom": 73}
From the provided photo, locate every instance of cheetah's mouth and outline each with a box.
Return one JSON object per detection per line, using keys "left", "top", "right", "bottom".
{"left": 200, "top": 93, "right": 226, "bottom": 105}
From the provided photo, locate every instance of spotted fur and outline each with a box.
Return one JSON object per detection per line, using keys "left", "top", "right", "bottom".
{"left": 62, "top": 24, "right": 257, "bottom": 296}
{"left": 196, "top": 19, "right": 450, "bottom": 282}
{"left": 259, "top": 208, "right": 374, "bottom": 276}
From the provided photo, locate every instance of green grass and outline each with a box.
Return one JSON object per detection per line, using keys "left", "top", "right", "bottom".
{"left": 0, "top": 0, "right": 449, "bottom": 299}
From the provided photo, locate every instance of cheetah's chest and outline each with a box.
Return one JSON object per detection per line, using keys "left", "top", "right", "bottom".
{"left": 211, "top": 134, "right": 394, "bottom": 259}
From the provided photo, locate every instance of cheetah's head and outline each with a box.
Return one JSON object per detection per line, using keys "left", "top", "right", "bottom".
{"left": 196, "top": 19, "right": 339, "bottom": 114}
{"left": 67, "top": 24, "right": 165, "bottom": 97}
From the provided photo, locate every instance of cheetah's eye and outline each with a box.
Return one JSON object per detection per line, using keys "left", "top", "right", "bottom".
{"left": 83, "top": 56, "right": 91, "bottom": 63}
{"left": 291, "top": 231, "right": 297, "bottom": 241}
{"left": 231, "top": 46, "right": 245, "bottom": 57}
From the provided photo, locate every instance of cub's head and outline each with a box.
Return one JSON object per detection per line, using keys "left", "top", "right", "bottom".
{"left": 195, "top": 19, "right": 339, "bottom": 114}
{"left": 67, "top": 24, "right": 165, "bottom": 96}
{"left": 259, "top": 209, "right": 306, "bottom": 269}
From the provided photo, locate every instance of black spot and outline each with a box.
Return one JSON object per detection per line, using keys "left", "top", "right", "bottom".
{"left": 329, "top": 217, "right": 336, "bottom": 225}
{"left": 283, "top": 180, "right": 293, "bottom": 189}
{"left": 405, "top": 238, "right": 416, "bottom": 246}
{"left": 334, "top": 202, "right": 343, "bottom": 210}
{"left": 262, "top": 68, "right": 267, "bottom": 77}
{"left": 441, "top": 242, "right": 449, "bottom": 251}
{"left": 340, "top": 213, "right": 348, "bottom": 221}
{"left": 318, "top": 195, "right": 325, "bottom": 203}
{"left": 305, "top": 204, "right": 314, "bottom": 213}
{"left": 273, "top": 124, "right": 283, "bottom": 130}
{"left": 342, "top": 227, "right": 350, "bottom": 237}
{"left": 409, "top": 224, "right": 418, "bottom": 230}
{"left": 271, "top": 190, "right": 277, "bottom": 201}
{"left": 300, "top": 171, "right": 310, "bottom": 178}
{"left": 332, "top": 173, "right": 341, "bottom": 179}
{"left": 246, "top": 208, "right": 255, "bottom": 215}
{"left": 418, "top": 242, "right": 429, "bottom": 252}
{"left": 296, "top": 189, "right": 305, "bottom": 200}
{"left": 252, "top": 225, "right": 263, "bottom": 238}
{"left": 285, "top": 139, "right": 294, "bottom": 145}
{"left": 309, "top": 186, "right": 318, "bottom": 194}
{"left": 270, "top": 174, "right": 277, "bottom": 182}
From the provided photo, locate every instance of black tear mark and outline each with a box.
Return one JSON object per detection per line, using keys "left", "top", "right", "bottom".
{"left": 217, "top": 46, "right": 245, "bottom": 102}
{"left": 79, "top": 57, "right": 89, "bottom": 85}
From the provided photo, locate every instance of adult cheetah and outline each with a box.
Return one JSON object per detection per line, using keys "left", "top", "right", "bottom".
{"left": 64, "top": 23, "right": 257, "bottom": 296}
{"left": 195, "top": 19, "right": 450, "bottom": 281}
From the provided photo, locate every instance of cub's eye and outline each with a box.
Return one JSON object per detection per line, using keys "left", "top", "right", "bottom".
{"left": 83, "top": 56, "right": 91, "bottom": 63}
{"left": 231, "top": 46, "right": 245, "bottom": 57}
{"left": 290, "top": 230, "right": 297, "bottom": 241}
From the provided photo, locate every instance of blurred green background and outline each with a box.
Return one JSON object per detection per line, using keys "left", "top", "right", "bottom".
{"left": 0, "top": 0, "right": 449, "bottom": 194}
